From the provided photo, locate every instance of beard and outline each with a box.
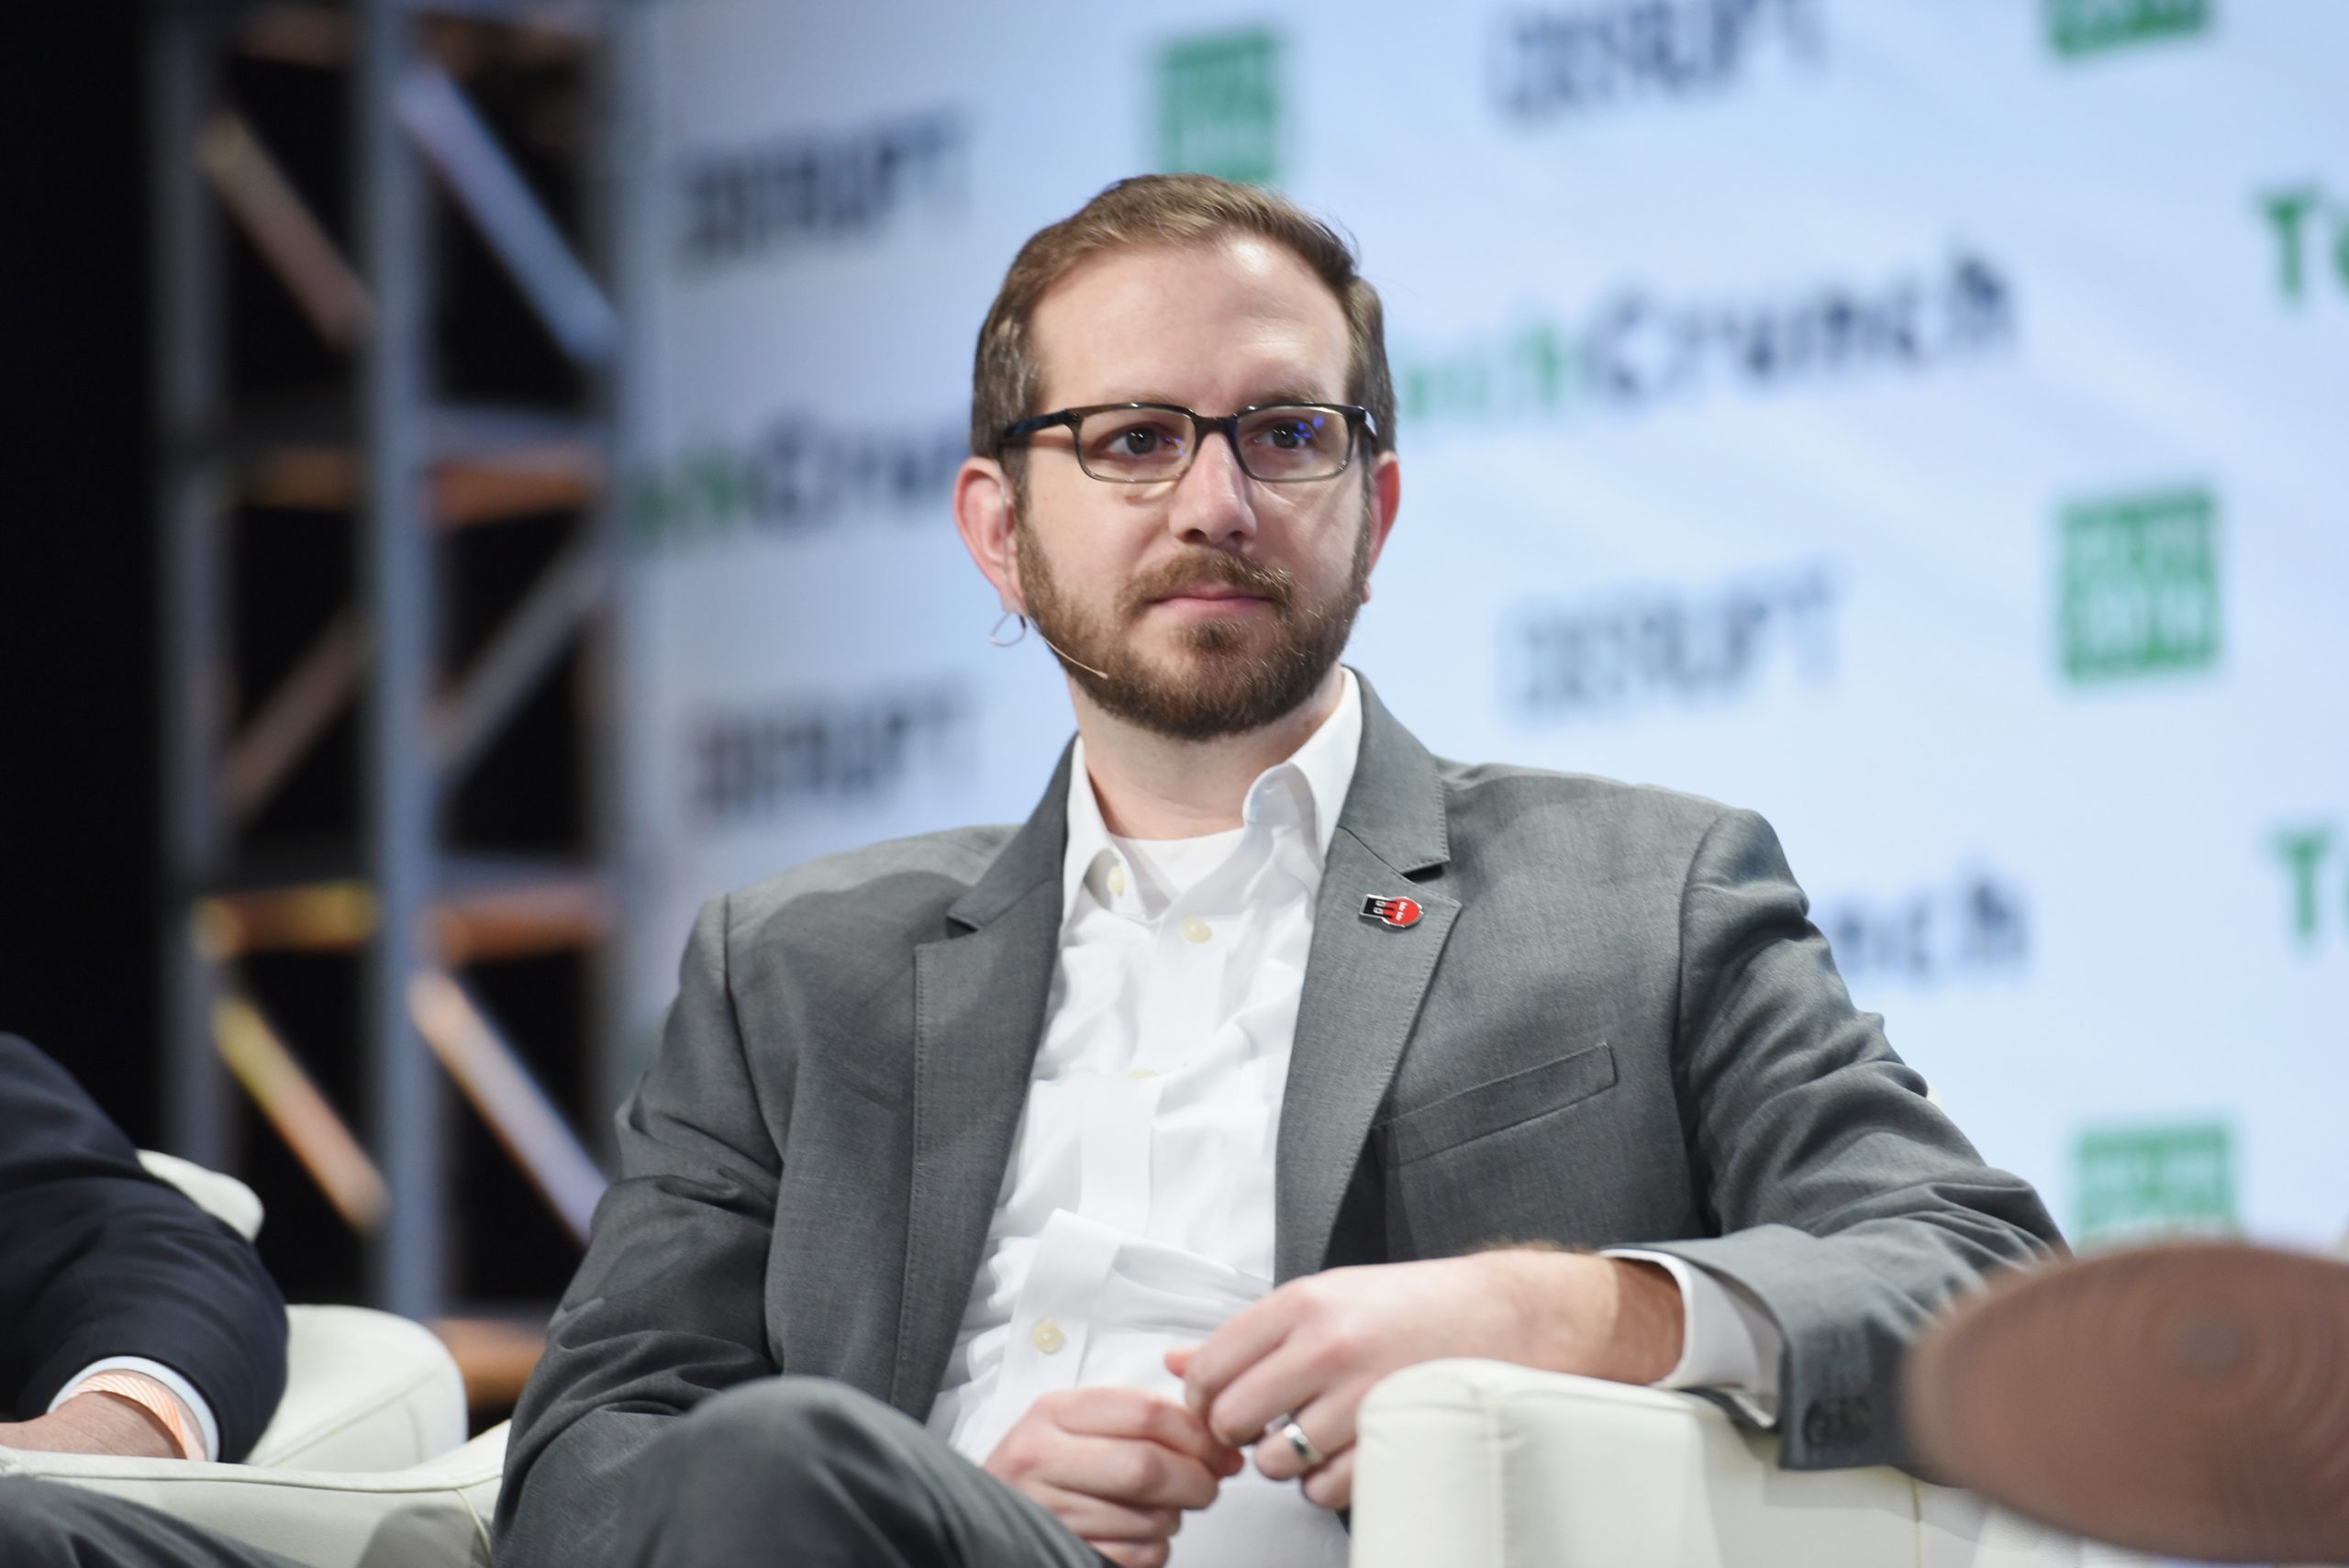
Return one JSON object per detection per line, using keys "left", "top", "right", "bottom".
{"left": 1016, "top": 503, "right": 1373, "bottom": 741}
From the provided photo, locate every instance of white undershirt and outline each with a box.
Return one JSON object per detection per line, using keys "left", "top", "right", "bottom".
{"left": 924, "top": 671, "right": 1779, "bottom": 1563}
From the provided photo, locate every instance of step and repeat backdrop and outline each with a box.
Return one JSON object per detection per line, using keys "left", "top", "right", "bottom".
{"left": 608, "top": 0, "right": 2346, "bottom": 1251}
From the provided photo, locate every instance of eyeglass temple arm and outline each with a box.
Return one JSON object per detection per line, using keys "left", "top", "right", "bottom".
{"left": 998, "top": 411, "right": 1076, "bottom": 444}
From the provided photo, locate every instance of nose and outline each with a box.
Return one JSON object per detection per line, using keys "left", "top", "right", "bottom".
{"left": 1164, "top": 424, "right": 1258, "bottom": 550}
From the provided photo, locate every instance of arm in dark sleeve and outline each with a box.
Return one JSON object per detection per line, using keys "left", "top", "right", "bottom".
{"left": 494, "top": 895, "right": 787, "bottom": 1568}
{"left": 0, "top": 1033, "right": 289, "bottom": 1461}
{"left": 1631, "top": 811, "right": 2065, "bottom": 1472}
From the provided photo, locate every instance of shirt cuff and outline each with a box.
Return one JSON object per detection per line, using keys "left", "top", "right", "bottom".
{"left": 1603, "top": 1248, "right": 1784, "bottom": 1428}
{"left": 51, "top": 1356, "right": 220, "bottom": 1461}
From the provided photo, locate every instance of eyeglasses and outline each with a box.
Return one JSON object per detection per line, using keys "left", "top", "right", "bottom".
{"left": 997, "top": 402, "right": 1376, "bottom": 484}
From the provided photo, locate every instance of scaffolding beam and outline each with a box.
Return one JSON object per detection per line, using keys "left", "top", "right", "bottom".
{"left": 153, "top": 6, "right": 231, "bottom": 1172}
{"left": 153, "top": 0, "right": 620, "bottom": 1347}
{"left": 354, "top": 0, "right": 443, "bottom": 1318}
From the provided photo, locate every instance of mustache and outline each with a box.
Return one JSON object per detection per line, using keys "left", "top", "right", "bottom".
{"left": 1120, "top": 551, "right": 1297, "bottom": 618}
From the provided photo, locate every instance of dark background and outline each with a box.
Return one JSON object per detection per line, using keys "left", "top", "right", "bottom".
{"left": 2, "top": 5, "right": 161, "bottom": 1142}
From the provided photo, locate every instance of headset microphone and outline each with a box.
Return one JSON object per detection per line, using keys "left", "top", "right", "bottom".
{"left": 1036, "top": 632, "right": 1111, "bottom": 681}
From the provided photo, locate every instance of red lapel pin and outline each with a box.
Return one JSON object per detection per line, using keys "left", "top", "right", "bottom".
{"left": 1360, "top": 895, "right": 1423, "bottom": 929}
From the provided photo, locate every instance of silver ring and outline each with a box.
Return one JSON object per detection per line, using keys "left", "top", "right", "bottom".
{"left": 1278, "top": 1415, "right": 1327, "bottom": 1470}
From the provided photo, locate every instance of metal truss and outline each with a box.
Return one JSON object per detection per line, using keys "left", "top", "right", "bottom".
{"left": 150, "top": 0, "right": 621, "bottom": 1369}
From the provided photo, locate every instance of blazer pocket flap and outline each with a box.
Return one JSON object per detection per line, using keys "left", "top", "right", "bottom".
{"left": 1381, "top": 1041, "right": 1618, "bottom": 1166}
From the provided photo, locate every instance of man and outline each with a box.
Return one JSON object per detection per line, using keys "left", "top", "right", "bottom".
{"left": 497, "top": 173, "right": 2062, "bottom": 1568}
{"left": 0, "top": 1030, "right": 295, "bottom": 1563}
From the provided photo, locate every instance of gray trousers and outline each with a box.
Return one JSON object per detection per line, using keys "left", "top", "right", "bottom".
{"left": 0, "top": 1478, "right": 306, "bottom": 1568}
{"left": 0, "top": 1379, "right": 1109, "bottom": 1567}
{"left": 605, "top": 1375, "right": 1112, "bottom": 1567}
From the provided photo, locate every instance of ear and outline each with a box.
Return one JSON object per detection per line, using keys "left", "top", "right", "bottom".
{"left": 1358, "top": 450, "right": 1402, "bottom": 605}
{"left": 952, "top": 456, "right": 1026, "bottom": 615}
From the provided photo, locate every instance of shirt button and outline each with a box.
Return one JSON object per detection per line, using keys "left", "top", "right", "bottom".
{"left": 1030, "top": 1318, "right": 1066, "bottom": 1355}
{"left": 1179, "top": 917, "right": 1212, "bottom": 944}
{"left": 1107, "top": 864, "right": 1127, "bottom": 895}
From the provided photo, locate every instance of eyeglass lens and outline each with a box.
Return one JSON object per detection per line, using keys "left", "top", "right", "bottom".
{"left": 1074, "top": 406, "right": 1350, "bottom": 483}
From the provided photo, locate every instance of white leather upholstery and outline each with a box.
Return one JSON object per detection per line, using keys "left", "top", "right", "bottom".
{"left": 0, "top": 1422, "right": 508, "bottom": 1568}
{"left": 246, "top": 1307, "right": 470, "bottom": 1472}
{"left": 138, "top": 1149, "right": 265, "bottom": 1243}
{"left": 1350, "top": 1360, "right": 2155, "bottom": 1568}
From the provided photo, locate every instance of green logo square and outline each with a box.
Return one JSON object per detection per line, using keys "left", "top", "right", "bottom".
{"left": 1156, "top": 28, "right": 1283, "bottom": 187}
{"left": 2045, "top": 0, "right": 2211, "bottom": 60}
{"left": 2057, "top": 485, "right": 2221, "bottom": 682}
{"left": 2073, "top": 1122, "right": 2234, "bottom": 1245}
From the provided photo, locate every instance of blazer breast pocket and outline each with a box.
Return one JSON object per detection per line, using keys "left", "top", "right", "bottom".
{"left": 1378, "top": 1040, "right": 1619, "bottom": 1167}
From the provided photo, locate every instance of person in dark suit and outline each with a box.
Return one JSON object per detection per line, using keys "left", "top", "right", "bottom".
{"left": 1, "top": 1031, "right": 286, "bottom": 1460}
{"left": 494, "top": 174, "right": 2065, "bottom": 1568}
{"left": 0, "top": 1031, "right": 295, "bottom": 1563}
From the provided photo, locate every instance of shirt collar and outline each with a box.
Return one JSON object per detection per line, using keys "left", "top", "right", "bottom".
{"left": 1060, "top": 667, "right": 1364, "bottom": 919}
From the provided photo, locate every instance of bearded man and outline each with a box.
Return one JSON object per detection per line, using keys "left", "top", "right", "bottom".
{"left": 495, "top": 174, "right": 2062, "bottom": 1568}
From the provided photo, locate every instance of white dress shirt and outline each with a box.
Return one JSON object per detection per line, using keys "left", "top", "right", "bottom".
{"left": 924, "top": 670, "right": 1780, "bottom": 1562}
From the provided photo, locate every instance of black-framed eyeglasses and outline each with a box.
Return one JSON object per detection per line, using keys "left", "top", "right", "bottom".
{"left": 997, "top": 402, "right": 1377, "bottom": 484}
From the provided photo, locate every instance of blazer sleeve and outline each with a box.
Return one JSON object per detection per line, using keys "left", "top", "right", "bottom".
{"left": 0, "top": 1033, "right": 288, "bottom": 1461}
{"left": 1631, "top": 810, "right": 2065, "bottom": 1472}
{"left": 495, "top": 894, "right": 786, "bottom": 1568}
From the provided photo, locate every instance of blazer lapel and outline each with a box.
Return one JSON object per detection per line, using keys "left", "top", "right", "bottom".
{"left": 890, "top": 746, "right": 1072, "bottom": 1414}
{"left": 1276, "top": 676, "right": 1459, "bottom": 1282}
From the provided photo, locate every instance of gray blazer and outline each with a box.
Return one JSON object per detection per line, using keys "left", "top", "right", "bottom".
{"left": 495, "top": 674, "right": 2059, "bottom": 1564}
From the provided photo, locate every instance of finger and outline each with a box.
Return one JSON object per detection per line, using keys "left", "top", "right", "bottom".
{"left": 1299, "top": 1446, "right": 1357, "bottom": 1511}
{"left": 1211, "top": 1344, "right": 1353, "bottom": 1458}
{"left": 1094, "top": 1543, "right": 1167, "bottom": 1568}
{"left": 1182, "top": 1286, "right": 1307, "bottom": 1418}
{"left": 1056, "top": 1389, "right": 1237, "bottom": 1473}
{"left": 1164, "top": 1343, "right": 1252, "bottom": 1470}
{"left": 1028, "top": 1485, "right": 1180, "bottom": 1543}
{"left": 1249, "top": 1390, "right": 1358, "bottom": 1485}
{"left": 1035, "top": 1434, "right": 1224, "bottom": 1511}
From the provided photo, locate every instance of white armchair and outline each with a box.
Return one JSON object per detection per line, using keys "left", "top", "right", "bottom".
{"left": 0, "top": 1155, "right": 506, "bottom": 1568}
{"left": 0, "top": 1428, "right": 508, "bottom": 1568}
{"left": 1350, "top": 1359, "right": 2154, "bottom": 1568}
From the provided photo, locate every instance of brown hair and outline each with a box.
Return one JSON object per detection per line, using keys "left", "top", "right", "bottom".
{"left": 970, "top": 173, "right": 1397, "bottom": 469}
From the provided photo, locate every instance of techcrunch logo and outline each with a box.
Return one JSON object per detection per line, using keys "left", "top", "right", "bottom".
{"left": 675, "top": 109, "right": 968, "bottom": 268}
{"left": 1156, "top": 28, "right": 1283, "bottom": 187}
{"left": 1492, "top": 0, "right": 1822, "bottom": 124}
{"left": 2271, "top": 821, "right": 2348, "bottom": 948}
{"left": 1503, "top": 562, "right": 1835, "bottom": 720}
{"left": 1816, "top": 869, "right": 2029, "bottom": 989}
{"left": 624, "top": 415, "right": 966, "bottom": 555}
{"left": 688, "top": 683, "right": 974, "bottom": 826}
{"left": 2072, "top": 1121, "right": 2233, "bottom": 1249}
{"left": 2055, "top": 484, "right": 2220, "bottom": 684}
{"left": 1397, "top": 250, "right": 2013, "bottom": 431}
{"left": 2044, "top": 0, "right": 2210, "bottom": 61}
{"left": 2257, "top": 183, "right": 2349, "bottom": 306}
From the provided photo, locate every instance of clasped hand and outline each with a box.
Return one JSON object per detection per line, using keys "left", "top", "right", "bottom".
{"left": 982, "top": 1385, "right": 1241, "bottom": 1568}
{"left": 1174, "top": 1251, "right": 1565, "bottom": 1511}
{"left": 985, "top": 1251, "right": 1682, "bottom": 1560}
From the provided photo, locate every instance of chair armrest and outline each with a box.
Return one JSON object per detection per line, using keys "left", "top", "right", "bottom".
{"left": 0, "top": 1421, "right": 508, "bottom": 1568}
{"left": 137, "top": 1150, "right": 264, "bottom": 1242}
{"left": 245, "top": 1307, "right": 468, "bottom": 1472}
{"left": 1351, "top": 1360, "right": 2148, "bottom": 1568}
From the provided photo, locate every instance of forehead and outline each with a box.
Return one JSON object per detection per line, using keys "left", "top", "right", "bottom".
{"left": 1027, "top": 237, "right": 1350, "bottom": 407}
